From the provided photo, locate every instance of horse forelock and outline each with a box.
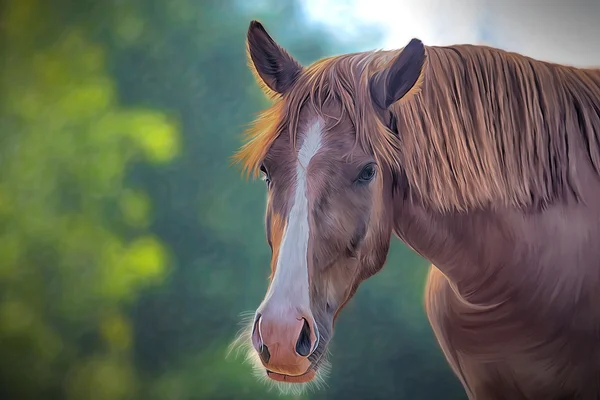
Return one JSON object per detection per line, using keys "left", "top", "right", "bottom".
{"left": 232, "top": 51, "right": 402, "bottom": 179}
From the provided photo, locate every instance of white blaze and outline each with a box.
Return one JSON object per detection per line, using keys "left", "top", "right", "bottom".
{"left": 262, "top": 119, "right": 323, "bottom": 312}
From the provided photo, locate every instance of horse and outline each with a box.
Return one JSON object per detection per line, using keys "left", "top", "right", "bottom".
{"left": 230, "top": 20, "right": 600, "bottom": 399}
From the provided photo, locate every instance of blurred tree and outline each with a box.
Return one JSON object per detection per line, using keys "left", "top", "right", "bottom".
{"left": 0, "top": 0, "right": 178, "bottom": 398}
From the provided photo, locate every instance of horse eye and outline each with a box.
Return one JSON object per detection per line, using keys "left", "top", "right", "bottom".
{"left": 260, "top": 164, "right": 271, "bottom": 184}
{"left": 357, "top": 163, "right": 376, "bottom": 183}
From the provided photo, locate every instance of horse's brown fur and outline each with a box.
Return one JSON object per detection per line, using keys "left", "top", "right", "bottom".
{"left": 235, "top": 20, "right": 600, "bottom": 399}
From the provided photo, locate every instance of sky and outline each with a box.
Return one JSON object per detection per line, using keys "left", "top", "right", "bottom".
{"left": 302, "top": 0, "right": 600, "bottom": 67}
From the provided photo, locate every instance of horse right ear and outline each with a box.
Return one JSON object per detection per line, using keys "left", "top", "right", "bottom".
{"left": 246, "top": 20, "right": 303, "bottom": 97}
{"left": 369, "top": 38, "right": 427, "bottom": 110}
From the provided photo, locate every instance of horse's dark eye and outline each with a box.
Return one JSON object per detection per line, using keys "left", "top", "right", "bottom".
{"left": 260, "top": 164, "right": 271, "bottom": 185}
{"left": 357, "top": 163, "right": 376, "bottom": 183}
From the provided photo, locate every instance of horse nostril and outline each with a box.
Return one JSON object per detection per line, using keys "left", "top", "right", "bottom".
{"left": 252, "top": 313, "right": 268, "bottom": 360}
{"left": 295, "top": 318, "right": 313, "bottom": 357}
{"left": 252, "top": 314, "right": 261, "bottom": 336}
{"left": 259, "top": 343, "right": 271, "bottom": 364}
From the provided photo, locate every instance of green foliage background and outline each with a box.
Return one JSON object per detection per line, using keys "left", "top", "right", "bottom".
{"left": 0, "top": 0, "right": 466, "bottom": 398}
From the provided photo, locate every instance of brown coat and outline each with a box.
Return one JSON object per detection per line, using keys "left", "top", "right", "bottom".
{"left": 234, "top": 20, "right": 600, "bottom": 399}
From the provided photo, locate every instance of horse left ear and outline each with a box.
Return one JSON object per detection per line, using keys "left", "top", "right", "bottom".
{"left": 369, "top": 38, "right": 427, "bottom": 110}
{"left": 247, "top": 20, "right": 303, "bottom": 96}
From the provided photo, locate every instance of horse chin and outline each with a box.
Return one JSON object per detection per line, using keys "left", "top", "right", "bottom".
{"left": 266, "top": 368, "right": 317, "bottom": 383}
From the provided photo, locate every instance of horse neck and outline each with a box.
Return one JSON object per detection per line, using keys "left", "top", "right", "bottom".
{"left": 393, "top": 190, "right": 600, "bottom": 309}
{"left": 391, "top": 198, "right": 530, "bottom": 304}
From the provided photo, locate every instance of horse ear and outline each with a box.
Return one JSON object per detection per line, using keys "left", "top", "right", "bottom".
{"left": 369, "top": 38, "right": 427, "bottom": 110}
{"left": 246, "top": 20, "right": 303, "bottom": 96}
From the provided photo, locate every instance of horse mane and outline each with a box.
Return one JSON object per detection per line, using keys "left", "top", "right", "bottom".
{"left": 234, "top": 43, "right": 600, "bottom": 212}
